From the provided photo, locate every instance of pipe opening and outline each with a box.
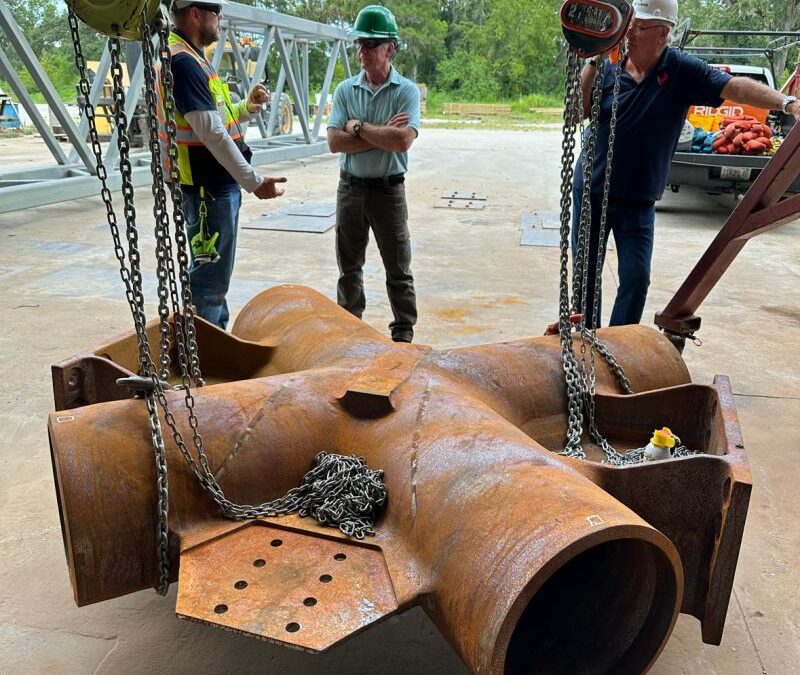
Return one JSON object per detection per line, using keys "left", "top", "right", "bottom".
{"left": 505, "top": 538, "right": 678, "bottom": 675}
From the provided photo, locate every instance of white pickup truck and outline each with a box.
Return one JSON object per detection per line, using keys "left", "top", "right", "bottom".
{"left": 666, "top": 28, "right": 799, "bottom": 196}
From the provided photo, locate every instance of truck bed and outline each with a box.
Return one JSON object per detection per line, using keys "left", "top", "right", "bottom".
{"left": 666, "top": 150, "right": 800, "bottom": 195}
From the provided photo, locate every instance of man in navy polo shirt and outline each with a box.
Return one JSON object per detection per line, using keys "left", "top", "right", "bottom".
{"left": 573, "top": 0, "right": 800, "bottom": 327}
{"left": 327, "top": 5, "right": 420, "bottom": 343}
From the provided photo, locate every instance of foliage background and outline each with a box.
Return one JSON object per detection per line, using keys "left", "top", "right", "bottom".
{"left": 1, "top": 0, "right": 799, "bottom": 106}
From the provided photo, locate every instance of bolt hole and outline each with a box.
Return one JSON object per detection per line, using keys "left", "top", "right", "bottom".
{"left": 303, "top": 597, "right": 317, "bottom": 607}
{"left": 334, "top": 553, "right": 347, "bottom": 561}
{"left": 271, "top": 539, "right": 283, "bottom": 547}
{"left": 285, "top": 622, "right": 301, "bottom": 633}
{"left": 214, "top": 604, "right": 228, "bottom": 614}
{"left": 253, "top": 559, "right": 266, "bottom": 567}
{"left": 319, "top": 574, "right": 332, "bottom": 583}
{"left": 234, "top": 580, "right": 248, "bottom": 590}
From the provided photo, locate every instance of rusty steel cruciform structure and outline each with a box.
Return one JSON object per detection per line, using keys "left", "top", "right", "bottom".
{"left": 49, "top": 285, "right": 751, "bottom": 674}
{"left": 656, "top": 120, "right": 800, "bottom": 345}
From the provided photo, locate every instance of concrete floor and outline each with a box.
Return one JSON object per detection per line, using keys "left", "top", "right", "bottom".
{"left": 1, "top": 128, "right": 798, "bottom": 674}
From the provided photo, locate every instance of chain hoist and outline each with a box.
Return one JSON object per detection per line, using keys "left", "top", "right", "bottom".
{"left": 67, "top": 1, "right": 387, "bottom": 595}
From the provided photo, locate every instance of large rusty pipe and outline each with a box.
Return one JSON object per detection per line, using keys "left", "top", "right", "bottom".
{"left": 361, "top": 377, "right": 683, "bottom": 674}
{"left": 49, "top": 369, "right": 683, "bottom": 674}
{"left": 48, "top": 286, "right": 698, "bottom": 673}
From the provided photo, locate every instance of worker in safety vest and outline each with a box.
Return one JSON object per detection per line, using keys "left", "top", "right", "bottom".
{"left": 573, "top": 0, "right": 800, "bottom": 328}
{"left": 160, "top": 0, "right": 287, "bottom": 329}
{"left": 327, "top": 5, "right": 420, "bottom": 344}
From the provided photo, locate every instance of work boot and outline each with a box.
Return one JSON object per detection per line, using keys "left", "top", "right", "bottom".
{"left": 391, "top": 330, "right": 413, "bottom": 343}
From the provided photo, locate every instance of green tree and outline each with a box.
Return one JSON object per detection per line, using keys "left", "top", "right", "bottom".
{"left": 442, "top": 0, "right": 563, "bottom": 99}
{"left": 677, "top": 0, "right": 800, "bottom": 81}
{"left": 383, "top": 0, "right": 447, "bottom": 83}
{"left": 1, "top": 0, "right": 105, "bottom": 102}
{"left": 436, "top": 49, "right": 500, "bottom": 100}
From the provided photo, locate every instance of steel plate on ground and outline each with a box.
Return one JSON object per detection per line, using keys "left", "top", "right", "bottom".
{"left": 284, "top": 202, "right": 336, "bottom": 218}
{"left": 243, "top": 213, "right": 335, "bottom": 233}
{"left": 176, "top": 522, "right": 398, "bottom": 651}
{"left": 536, "top": 211, "right": 561, "bottom": 230}
{"left": 520, "top": 212, "right": 614, "bottom": 249}
{"left": 435, "top": 198, "right": 485, "bottom": 210}
{"left": 520, "top": 213, "right": 560, "bottom": 247}
{"left": 441, "top": 190, "right": 487, "bottom": 201}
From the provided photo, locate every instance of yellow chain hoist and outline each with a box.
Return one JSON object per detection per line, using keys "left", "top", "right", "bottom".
{"left": 69, "top": 0, "right": 163, "bottom": 40}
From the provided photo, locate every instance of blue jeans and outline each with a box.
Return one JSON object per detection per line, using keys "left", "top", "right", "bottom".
{"left": 571, "top": 190, "right": 655, "bottom": 327}
{"left": 182, "top": 183, "right": 242, "bottom": 329}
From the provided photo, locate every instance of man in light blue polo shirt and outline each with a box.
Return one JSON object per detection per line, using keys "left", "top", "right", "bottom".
{"left": 327, "top": 4, "right": 420, "bottom": 343}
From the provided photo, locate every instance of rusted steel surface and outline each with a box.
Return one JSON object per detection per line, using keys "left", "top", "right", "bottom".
{"left": 49, "top": 284, "right": 752, "bottom": 674}
{"left": 51, "top": 315, "right": 276, "bottom": 410}
{"left": 176, "top": 523, "right": 398, "bottom": 650}
{"left": 656, "top": 121, "right": 800, "bottom": 338}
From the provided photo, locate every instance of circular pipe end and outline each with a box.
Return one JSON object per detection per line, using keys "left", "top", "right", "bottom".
{"left": 502, "top": 537, "right": 680, "bottom": 674}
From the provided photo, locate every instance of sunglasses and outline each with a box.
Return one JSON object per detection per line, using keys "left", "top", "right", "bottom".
{"left": 190, "top": 4, "right": 222, "bottom": 15}
{"left": 356, "top": 39, "right": 391, "bottom": 50}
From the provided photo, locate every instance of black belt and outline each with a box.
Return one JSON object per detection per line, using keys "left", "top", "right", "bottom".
{"left": 340, "top": 170, "right": 405, "bottom": 188}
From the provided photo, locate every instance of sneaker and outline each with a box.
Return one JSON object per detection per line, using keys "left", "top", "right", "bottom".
{"left": 391, "top": 332, "right": 413, "bottom": 343}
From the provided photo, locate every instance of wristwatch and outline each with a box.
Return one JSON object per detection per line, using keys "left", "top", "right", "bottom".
{"left": 352, "top": 120, "right": 363, "bottom": 137}
{"left": 781, "top": 95, "right": 798, "bottom": 114}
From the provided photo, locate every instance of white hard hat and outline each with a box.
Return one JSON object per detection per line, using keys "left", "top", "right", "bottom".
{"left": 633, "top": 0, "right": 678, "bottom": 26}
{"left": 172, "top": 0, "right": 226, "bottom": 9}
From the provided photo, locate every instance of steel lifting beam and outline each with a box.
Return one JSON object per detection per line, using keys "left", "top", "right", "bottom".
{"left": 0, "top": 0, "right": 351, "bottom": 215}
{"left": 655, "top": 122, "right": 800, "bottom": 342}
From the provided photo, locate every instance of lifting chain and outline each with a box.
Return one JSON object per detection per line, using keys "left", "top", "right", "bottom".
{"left": 557, "top": 51, "right": 586, "bottom": 457}
{"left": 558, "top": 48, "right": 645, "bottom": 464}
{"left": 558, "top": 42, "right": 698, "bottom": 465}
{"left": 69, "top": 7, "right": 387, "bottom": 594}
{"left": 69, "top": 8, "right": 171, "bottom": 592}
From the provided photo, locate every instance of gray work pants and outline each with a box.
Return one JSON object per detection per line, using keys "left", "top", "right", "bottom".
{"left": 335, "top": 179, "right": 417, "bottom": 340}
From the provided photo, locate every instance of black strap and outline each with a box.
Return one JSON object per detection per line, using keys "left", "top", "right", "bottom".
{"left": 340, "top": 170, "right": 404, "bottom": 187}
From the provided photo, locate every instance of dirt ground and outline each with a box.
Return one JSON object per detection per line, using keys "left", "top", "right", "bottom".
{"left": 1, "top": 128, "right": 798, "bottom": 674}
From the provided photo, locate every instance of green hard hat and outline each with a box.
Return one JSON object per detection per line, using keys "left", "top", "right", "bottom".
{"left": 350, "top": 5, "right": 399, "bottom": 40}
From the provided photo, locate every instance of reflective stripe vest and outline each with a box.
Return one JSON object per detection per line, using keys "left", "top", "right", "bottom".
{"left": 157, "top": 32, "right": 245, "bottom": 187}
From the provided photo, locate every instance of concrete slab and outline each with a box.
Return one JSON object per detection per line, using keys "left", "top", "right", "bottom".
{"left": 0, "top": 624, "right": 118, "bottom": 675}
{"left": 0, "top": 129, "right": 798, "bottom": 674}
